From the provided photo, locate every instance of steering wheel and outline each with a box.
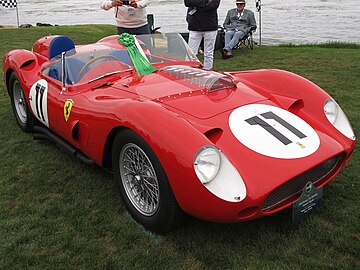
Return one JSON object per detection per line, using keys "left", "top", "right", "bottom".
{"left": 77, "top": 55, "right": 119, "bottom": 81}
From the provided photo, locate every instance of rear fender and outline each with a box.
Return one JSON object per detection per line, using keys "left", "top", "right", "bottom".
{"left": 3, "top": 50, "right": 38, "bottom": 94}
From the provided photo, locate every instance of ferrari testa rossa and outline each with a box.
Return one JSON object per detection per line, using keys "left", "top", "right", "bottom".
{"left": 2, "top": 33, "right": 356, "bottom": 233}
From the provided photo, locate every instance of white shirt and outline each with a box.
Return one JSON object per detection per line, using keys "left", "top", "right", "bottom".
{"left": 101, "top": 0, "right": 150, "bottom": 28}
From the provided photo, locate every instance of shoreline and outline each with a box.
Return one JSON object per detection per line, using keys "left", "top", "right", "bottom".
{"left": 1, "top": 24, "right": 359, "bottom": 47}
{"left": 0, "top": 25, "right": 17, "bottom": 29}
{"left": 0, "top": 23, "right": 59, "bottom": 29}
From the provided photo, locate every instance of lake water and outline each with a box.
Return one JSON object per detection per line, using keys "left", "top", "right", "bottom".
{"left": 1, "top": 0, "right": 359, "bottom": 44}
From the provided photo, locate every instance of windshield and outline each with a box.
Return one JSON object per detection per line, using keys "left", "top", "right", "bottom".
{"left": 43, "top": 33, "right": 201, "bottom": 84}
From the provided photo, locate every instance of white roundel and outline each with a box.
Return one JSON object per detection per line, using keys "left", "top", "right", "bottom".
{"left": 29, "top": 79, "right": 49, "bottom": 127}
{"left": 229, "top": 104, "right": 320, "bottom": 159}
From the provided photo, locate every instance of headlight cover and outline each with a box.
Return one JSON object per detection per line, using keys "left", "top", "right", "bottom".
{"left": 324, "top": 98, "right": 355, "bottom": 140}
{"left": 194, "top": 146, "right": 221, "bottom": 184}
{"left": 324, "top": 99, "right": 338, "bottom": 124}
{"left": 194, "top": 145, "right": 247, "bottom": 202}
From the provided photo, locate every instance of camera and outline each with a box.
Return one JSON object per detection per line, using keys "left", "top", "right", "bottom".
{"left": 123, "top": 0, "right": 130, "bottom": 5}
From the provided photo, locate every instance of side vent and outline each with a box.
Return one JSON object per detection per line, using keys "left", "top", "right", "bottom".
{"left": 20, "top": 59, "right": 35, "bottom": 70}
{"left": 204, "top": 128, "right": 223, "bottom": 144}
{"left": 72, "top": 121, "right": 79, "bottom": 140}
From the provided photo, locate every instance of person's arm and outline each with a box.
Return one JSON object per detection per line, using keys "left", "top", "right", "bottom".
{"left": 202, "top": 0, "right": 220, "bottom": 11}
{"left": 101, "top": 0, "right": 122, "bottom": 11}
{"left": 223, "top": 10, "right": 232, "bottom": 29}
{"left": 248, "top": 11, "right": 257, "bottom": 30}
{"left": 184, "top": 0, "right": 208, "bottom": 8}
{"left": 244, "top": 11, "right": 257, "bottom": 32}
{"left": 131, "top": 0, "right": 150, "bottom": 9}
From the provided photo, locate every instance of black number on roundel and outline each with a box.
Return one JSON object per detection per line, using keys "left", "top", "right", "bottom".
{"left": 35, "top": 83, "right": 46, "bottom": 122}
{"left": 245, "top": 111, "right": 306, "bottom": 145}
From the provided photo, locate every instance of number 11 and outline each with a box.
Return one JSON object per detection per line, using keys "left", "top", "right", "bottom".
{"left": 246, "top": 111, "right": 306, "bottom": 145}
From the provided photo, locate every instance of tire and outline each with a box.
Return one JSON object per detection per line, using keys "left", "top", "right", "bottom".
{"left": 9, "top": 72, "right": 34, "bottom": 132}
{"left": 112, "top": 129, "right": 186, "bottom": 234}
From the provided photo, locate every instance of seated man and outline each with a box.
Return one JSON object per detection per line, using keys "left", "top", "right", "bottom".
{"left": 221, "top": 0, "right": 257, "bottom": 59}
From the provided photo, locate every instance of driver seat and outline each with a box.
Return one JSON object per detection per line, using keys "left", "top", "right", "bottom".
{"left": 48, "top": 58, "right": 89, "bottom": 84}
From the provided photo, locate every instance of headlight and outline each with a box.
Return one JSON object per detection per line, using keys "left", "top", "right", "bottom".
{"left": 194, "top": 145, "right": 247, "bottom": 202}
{"left": 324, "top": 98, "right": 355, "bottom": 140}
{"left": 324, "top": 99, "right": 338, "bottom": 124}
{"left": 194, "top": 146, "right": 221, "bottom": 184}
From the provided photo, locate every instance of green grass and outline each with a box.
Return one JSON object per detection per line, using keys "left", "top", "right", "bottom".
{"left": 1, "top": 25, "right": 359, "bottom": 270}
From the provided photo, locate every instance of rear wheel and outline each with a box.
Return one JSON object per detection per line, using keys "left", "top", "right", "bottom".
{"left": 9, "top": 72, "right": 34, "bottom": 132}
{"left": 112, "top": 129, "right": 186, "bottom": 234}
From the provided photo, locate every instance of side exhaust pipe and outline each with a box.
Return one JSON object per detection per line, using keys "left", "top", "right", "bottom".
{"left": 33, "top": 125, "right": 95, "bottom": 165}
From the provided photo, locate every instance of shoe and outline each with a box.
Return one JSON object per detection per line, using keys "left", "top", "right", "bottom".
{"left": 222, "top": 51, "right": 233, "bottom": 59}
{"left": 221, "top": 48, "right": 233, "bottom": 59}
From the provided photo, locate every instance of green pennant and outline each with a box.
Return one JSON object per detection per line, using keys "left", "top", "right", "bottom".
{"left": 118, "top": 33, "right": 156, "bottom": 76}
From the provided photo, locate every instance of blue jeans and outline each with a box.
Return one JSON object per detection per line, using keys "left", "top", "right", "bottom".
{"left": 224, "top": 30, "right": 246, "bottom": 53}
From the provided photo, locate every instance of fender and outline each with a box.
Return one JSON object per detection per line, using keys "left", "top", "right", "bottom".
{"left": 114, "top": 100, "right": 214, "bottom": 212}
{"left": 78, "top": 97, "right": 212, "bottom": 211}
{"left": 3, "top": 49, "right": 39, "bottom": 93}
{"left": 230, "top": 69, "right": 353, "bottom": 144}
{"left": 231, "top": 69, "right": 330, "bottom": 108}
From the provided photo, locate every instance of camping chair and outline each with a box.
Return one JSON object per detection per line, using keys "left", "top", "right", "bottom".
{"left": 147, "top": 14, "right": 161, "bottom": 34}
{"left": 234, "top": 26, "right": 257, "bottom": 50}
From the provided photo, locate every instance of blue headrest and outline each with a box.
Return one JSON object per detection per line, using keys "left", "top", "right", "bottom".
{"left": 49, "top": 36, "right": 75, "bottom": 59}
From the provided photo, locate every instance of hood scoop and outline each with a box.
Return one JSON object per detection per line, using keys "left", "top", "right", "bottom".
{"left": 271, "top": 93, "right": 303, "bottom": 110}
{"left": 159, "top": 65, "right": 236, "bottom": 92}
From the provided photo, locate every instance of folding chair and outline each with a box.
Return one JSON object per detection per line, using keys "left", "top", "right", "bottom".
{"left": 234, "top": 26, "right": 257, "bottom": 50}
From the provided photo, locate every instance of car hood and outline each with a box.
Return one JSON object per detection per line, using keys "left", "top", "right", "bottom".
{"left": 113, "top": 66, "right": 270, "bottom": 119}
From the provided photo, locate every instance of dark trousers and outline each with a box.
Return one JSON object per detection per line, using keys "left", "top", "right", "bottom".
{"left": 117, "top": 24, "right": 150, "bottom": 35}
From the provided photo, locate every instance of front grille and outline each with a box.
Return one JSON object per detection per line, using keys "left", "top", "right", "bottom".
{"left": 262, "top": 154, "right": 342, "bottom": 211}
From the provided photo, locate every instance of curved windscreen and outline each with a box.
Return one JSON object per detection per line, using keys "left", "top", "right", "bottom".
{"left": 43, "top": 33, "right": 201, "bottom": 84}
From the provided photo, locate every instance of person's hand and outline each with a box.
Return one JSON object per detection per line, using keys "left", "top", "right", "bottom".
{"left": 112, "top": 0, "right": 123, "bottom": 7}
{"left": 130, "top": 0, "right": 138, "bottom": 8}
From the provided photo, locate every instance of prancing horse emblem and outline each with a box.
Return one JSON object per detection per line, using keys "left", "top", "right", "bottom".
{"left": 64, "top": 99, "right": 74, "bottom": 122}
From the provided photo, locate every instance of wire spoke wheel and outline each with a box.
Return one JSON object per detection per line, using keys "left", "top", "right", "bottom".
{"left": 12, "top": 80, "right": 27, "bottom": 124}
{"left": 112, "top": 129, "right": 186, "bottom": 233}
{"left": 119, "top": 143, "right": 160, "bottom": 216}
{"left": 9, "top": 73, "right": 34, "bottom": 132}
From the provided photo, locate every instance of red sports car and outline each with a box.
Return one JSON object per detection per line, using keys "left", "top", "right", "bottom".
{"left": 2, "top": 33, "right": 356, "bottom": 234}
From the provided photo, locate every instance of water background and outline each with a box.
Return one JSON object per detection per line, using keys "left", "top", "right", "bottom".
{"left": 1, "top": 0, "right": 359, "bottom": 44}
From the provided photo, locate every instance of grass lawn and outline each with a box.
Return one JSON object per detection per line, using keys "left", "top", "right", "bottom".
{"left": 0, "top": 25, "right": 359, "bottom": 270}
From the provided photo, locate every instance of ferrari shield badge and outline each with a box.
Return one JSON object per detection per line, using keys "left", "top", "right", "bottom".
{"left": 64, "top": 99, "right": 74, "bottom": 122}
{"left": 292, "top": 182, "right": 323, "bottom": 223}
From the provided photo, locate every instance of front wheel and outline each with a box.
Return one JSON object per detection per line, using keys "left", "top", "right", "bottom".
{"left": 112, "top": 129, "right": 186, "bottom": 234}
{"left": 9, "top": 72, "right": 34, "bottom": 132}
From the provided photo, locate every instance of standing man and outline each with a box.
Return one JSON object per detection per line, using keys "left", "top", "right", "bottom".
{"left": 101, "top": 0, "right": 151, "bottom": 35}
{"left": 221, "top": 0, "right": 256, "bottom": 59}
{"left": 184, "top": 0, "right": 221, "bottom": 70}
